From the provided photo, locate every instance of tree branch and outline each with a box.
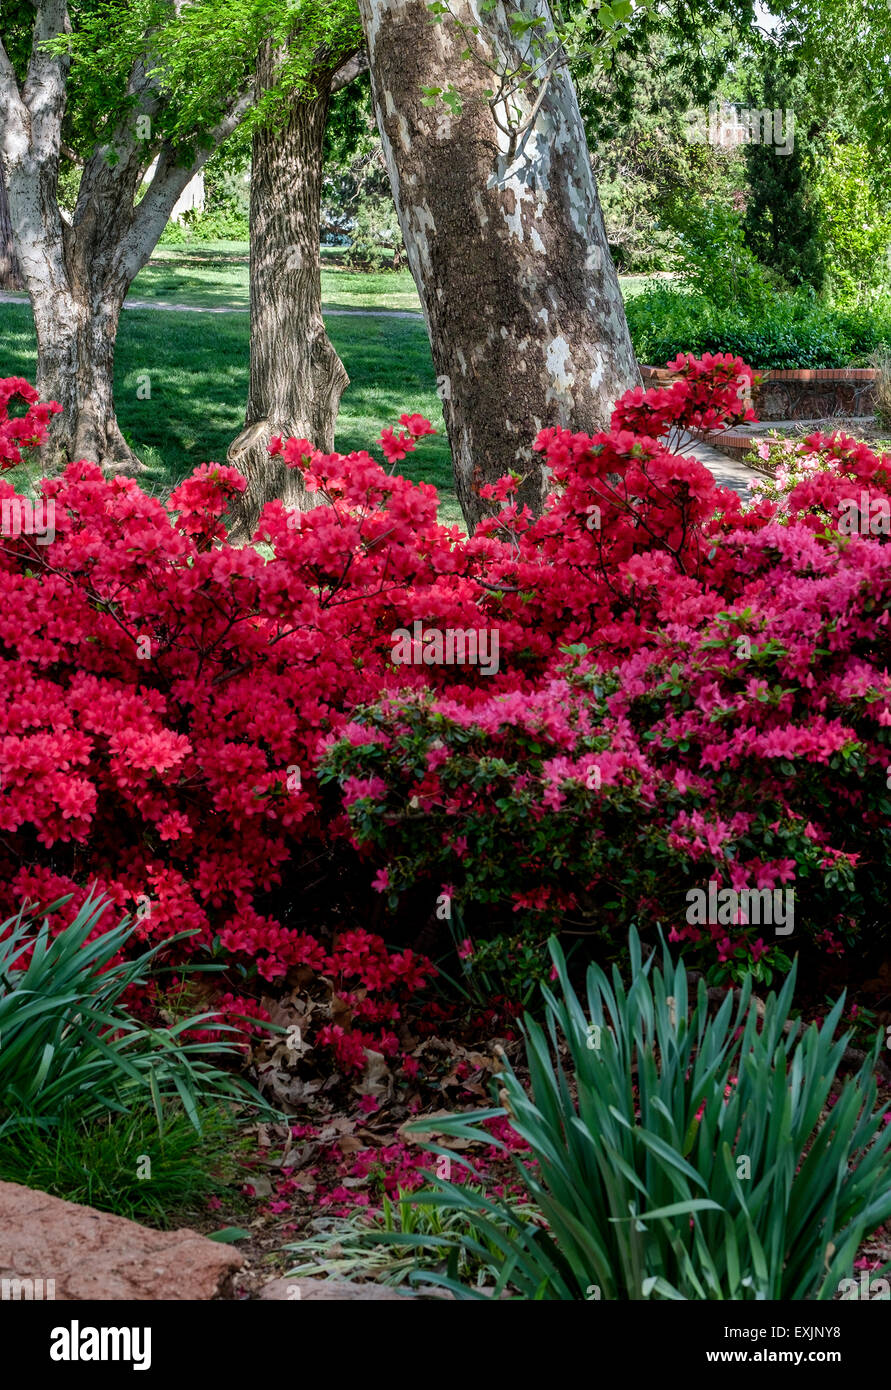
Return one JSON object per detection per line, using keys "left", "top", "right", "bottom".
{"left": 331, "top": 48, "right": 367, "bottom": 92}
{"left": 22, "top": 0, "right": 71, "bottom": 160}
{"left": 115, "top": 88, "right": 254, "bottom": 285}
{"left": 0, "top": 37, "right": 26, "bottom": 150}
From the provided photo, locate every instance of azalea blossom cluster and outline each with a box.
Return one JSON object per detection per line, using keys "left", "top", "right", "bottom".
{"left": 1, "top": 353, "right": 889, "bottom": 1041}
{"left": 0, "top": 402, "right": 453, "bottom": 1059}
{"left": 322, "top": 356, "right": 891, "bottom": 977}
{"left": 745, "top": 432, "right": 833, "bottom": 510}
{"left": 0, "top": 377, "right": 62, "bottom": 467}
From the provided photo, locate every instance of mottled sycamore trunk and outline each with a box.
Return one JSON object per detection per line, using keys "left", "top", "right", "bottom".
{"left": 227, "top": 50, "right": 350, "bottom": 540}
{"left": 358, "top": 0, "right": 639, "bottom": 529}
{"left": 31, "top": 282, "right": 132, "bottom": 468}
{"left": 0, "top": 1, "right": 251, "bottom": 473}
{"left": 0, "top": 161, "right": 22, "bottom": 289}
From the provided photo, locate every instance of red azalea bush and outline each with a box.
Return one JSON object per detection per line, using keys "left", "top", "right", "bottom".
{"left": 0, "top": 353, "right": 889, "bottom": 1023}
{"left": 320, "top": 359, "right": 891, "bottom": 981}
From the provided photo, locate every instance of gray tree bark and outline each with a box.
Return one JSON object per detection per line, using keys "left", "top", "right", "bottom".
{"left": 357, "top": 0, "right": 640, "bottom": 529}
{"left": 0, "top": 158, "right": 21, "bottom": 289}
{"left": 0, "top": 1, "right": 251, "bottom": 472}
{"left": 227, "top": 46, "right": 356, "bottom": 540}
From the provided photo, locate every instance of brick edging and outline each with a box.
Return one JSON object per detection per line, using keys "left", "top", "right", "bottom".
{"left": 640, "top": 365, "right": 877, "bottom": 383}
{"left": 687, "top": 428, "right": 753, "bottom": 462}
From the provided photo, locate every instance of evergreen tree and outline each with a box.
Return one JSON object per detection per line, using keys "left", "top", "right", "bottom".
{"left": 742, "top": 55, "right": 825, "bottom": 292}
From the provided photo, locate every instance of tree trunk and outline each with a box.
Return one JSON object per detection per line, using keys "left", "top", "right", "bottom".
{"left": 357, "top": 0, "right": 640, "bottom": 530}
{"left": 31, "top": 282, "right": 134, "bottom": 470}
{"left": 6, "top": 179, "right": 141, "bottom": 472}
{"left": 0, "top": 160, "right": 22, "bottom": 290}
{"left": 227, "top": 50, "right": 351, "bottom": 541}
{"left": 0, "top": 6, "right": 253, "bottom": 477}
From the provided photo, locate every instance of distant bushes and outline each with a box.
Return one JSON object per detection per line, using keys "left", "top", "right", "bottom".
{"left": 628, "top": 193, "right": 891, "bottom": 370}
{"left": 627, "top": 283, "right": 891, "bottom": 369}
{"left": 159, "top": 207, "right": 250, "bottom": 244}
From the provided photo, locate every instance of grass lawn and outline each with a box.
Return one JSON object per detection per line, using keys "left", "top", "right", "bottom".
{"left": 0, "top": 250, "right": 667, "bottom": 533}
{"left": 0, "top": 301, "right": 462, "bottom": 526}
{"left": 133, "top": 242, "right": 423, "bottom": 314}
{"left": 131, "top": 242, "right": 664, "bottom": 314}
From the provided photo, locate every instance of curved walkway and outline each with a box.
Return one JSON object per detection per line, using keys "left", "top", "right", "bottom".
{"left": 0, "top": 290, "right": 423, "bottom": 321}
{"left": 676, "top": 430, "right": 761, "bottom": 499}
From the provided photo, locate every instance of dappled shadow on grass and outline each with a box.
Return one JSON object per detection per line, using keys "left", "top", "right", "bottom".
{"left": 322, "top": 301, "right": 423, "bottom": 317}
{"left": 0, "top": 302, "right": 457, "bottom": 517}
{"left": 148, "top": 253, "right": 250, "bottom": 265}
{"left": 134, "top": 245, "right": 421, "bottom": 314}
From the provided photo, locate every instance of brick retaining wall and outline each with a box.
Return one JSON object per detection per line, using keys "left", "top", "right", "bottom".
{"left": 640, "top": 365, "right": 876, "bottom": 421}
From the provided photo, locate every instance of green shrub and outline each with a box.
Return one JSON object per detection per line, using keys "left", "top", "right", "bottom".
{"left": 816, "top": 136, "right": 891, "bottom": 306}
{"left": 344, "top": 192, "right": 407, "bottom": 272}
{"left": 403, "top": 929, "right": 891, "bottom": 1300}
{"left": 0, "top": 893, "right": 267, "bottom": 1134}
{"left": 627, "top": 284, "right": 891, "bottom": 368}
{"left": 435, "top": 905, "right": 556, "bottom": 1012}
{"left": 665, "top": 197, "right": 782, "bottom": 315}
{"left": 741, "top": 58, "right": 825, "bottom": 294}
{"left": 159, "top": 207, "right": 250, "bottom": 244}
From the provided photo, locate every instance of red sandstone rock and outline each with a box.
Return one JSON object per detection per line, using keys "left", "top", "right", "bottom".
{"left": 0, "top": 1181, "right": 242, "bottom": 1301}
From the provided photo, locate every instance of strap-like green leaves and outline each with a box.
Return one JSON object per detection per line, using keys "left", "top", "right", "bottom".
{"left": 0, "top": 892, "right": 271, "bottom": 1134}
{"left": 402, "top": 927, "right": 891, "bottom": 1299}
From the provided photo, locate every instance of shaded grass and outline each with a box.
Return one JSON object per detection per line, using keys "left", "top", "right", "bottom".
{"left": 0, "top": 258, "right": 661, "bottom": 533}
{"left": 0, "top": 1107, "right": 245, "bottom": 1227}
{"left": 0, "top": 301, "right": 461, "bottom": 524}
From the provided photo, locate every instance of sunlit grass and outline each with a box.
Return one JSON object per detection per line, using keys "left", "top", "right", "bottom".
{"left": 0, "top": 300, "right": 459, "bottom": 521}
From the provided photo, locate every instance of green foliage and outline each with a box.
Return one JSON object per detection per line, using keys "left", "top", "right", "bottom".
{"left": 324, "top": 71, "right": 375, "bottom": 168}
{"left": 783, "top": 0, "right": 891, "bottom": 178}
{"left": 438, "top": 905, "right": 555, "bottom": 1011}
{"left": 665, "top": 196, "right": 781, "bottom": 313}
{"left": 815, "top": 136, "right": 891, "bottom": 305}
{"left": 344, "top": 194, "right": 407, "bottom": 272}
{"left": 167, "top": 136, "right": 254, "bottom": 242}
{"left": 403, "top": 930, "right": 891, "bottom": 1300}
{"left": 596, "top": 0, "right": 759, "bottom": 114}
{"left": 160, "top": 207, "right": 250, "bottom": 244}
{"left": 579, "top": 25, "right": 737, "bottom": 273}
{"left": 286, "top": 1188, "right": 533, "bottom": 1288}
{"left": 0, "top": 894, "right": 267, "bottom": 1135}
{"left": 0, "top": 1106, "right": 243, "bottom": 1225}
{"left": 626, "top": 283, "right": 891, "bottom": 368}
{"left": 742, "top": 56, "right": 825, "bottom": 293}
{"left": 322, "top": 76, "right": 407, "bottom": 271}
{"left": 34, "top": 0, "right": 362, "bottom": 160}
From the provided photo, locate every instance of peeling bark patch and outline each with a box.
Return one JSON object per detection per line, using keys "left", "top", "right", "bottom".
{"left": 358, "top": 0, "right": 639, "bottom": 531}
{"left": 589, "top": 355, "right": 606, "bottom": 391}
{"left": 545, "top": 335, "right": 575, "bottom": 409}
